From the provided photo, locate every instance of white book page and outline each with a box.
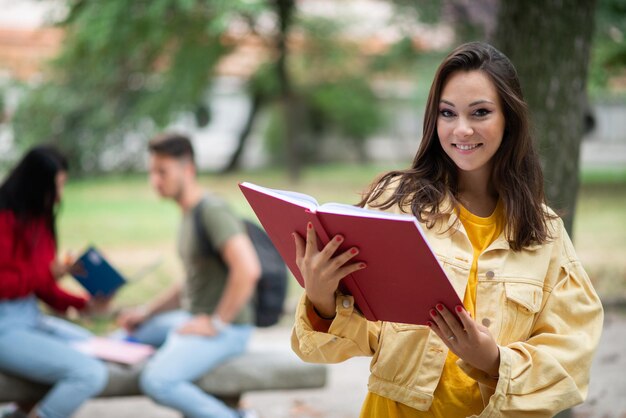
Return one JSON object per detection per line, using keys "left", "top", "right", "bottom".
{"left": 241, "top": 182, "right": 319, "bottom": 211}
{"left": 318, "top": 202, "right": 418, "bottom": 222}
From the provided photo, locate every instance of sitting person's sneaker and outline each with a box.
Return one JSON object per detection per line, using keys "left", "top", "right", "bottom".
{"left": 237, "top": 408, "right": 260, "bottom": 418}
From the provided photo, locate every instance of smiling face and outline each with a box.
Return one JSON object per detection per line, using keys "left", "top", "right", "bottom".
{"left": 437, "top": 70, "right": 506, "bottom": 182}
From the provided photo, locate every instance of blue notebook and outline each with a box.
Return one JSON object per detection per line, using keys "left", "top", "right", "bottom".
{"left": 71, "top": 247, "right": 127, "bottom": 297}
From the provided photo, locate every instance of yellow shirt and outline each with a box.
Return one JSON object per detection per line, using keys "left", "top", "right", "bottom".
{"left": 362, "top": 201, "right": 504, "bottom": 418}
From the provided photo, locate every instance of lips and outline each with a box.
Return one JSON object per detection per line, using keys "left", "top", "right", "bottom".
{"left": 453, "top": 143, "right": 482, "bottom": 151}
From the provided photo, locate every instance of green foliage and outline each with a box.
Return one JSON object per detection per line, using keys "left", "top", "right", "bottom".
{"left": 11, "top": 0, "right": 437, "bottom": 174}
{"left": 249, "top": 63, "right": 281, "bottom": 99}
{"left": 590, "top": 0, "right": 626, "bottom": 94}
{"left": 263, "top": 103, "right": 287, "bottom": 163}
{"left": 308, "top": 78, "right": 383, "bottom": 141}
{"left": 12, "top": 0, "right": 266, "bottom": 172}
{"left": 286, "top": 16, "right": 389, "bottom": 153}
{"left": 388, "top": 0, "right": 441, "bottom": 24}
{"left": 254, "top": 15, "right": 389, "bottom": 165}
{"left": 370, "top": 36, "right": 418, "bottom": 72}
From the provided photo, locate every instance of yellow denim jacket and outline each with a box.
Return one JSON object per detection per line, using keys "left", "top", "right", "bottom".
{"left": 291, "top": 197, "right": 604, "bottom": 418}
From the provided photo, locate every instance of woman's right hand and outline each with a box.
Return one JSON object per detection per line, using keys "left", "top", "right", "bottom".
{"left": 293, "top": 222, "right": 366, "bottom": 319}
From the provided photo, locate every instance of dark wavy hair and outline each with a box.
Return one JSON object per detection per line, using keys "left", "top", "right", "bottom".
{"left": 0, "top": 145, "right": 68, "bottom": 241}
{"left": 359, "top": 42, "right": 553, "bottom": 251}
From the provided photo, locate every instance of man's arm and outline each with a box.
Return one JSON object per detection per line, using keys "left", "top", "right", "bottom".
{"left": 145, "top": 280, "right": 184, "bottom": 315}
{"left": 214, "top": 233, "right": 261, "bottom": 322}
{"left": 117, "top": 280, "right": 183, "bottom": 331}
{"left": 178, "top": 233, "right": 260, "bottom": 335}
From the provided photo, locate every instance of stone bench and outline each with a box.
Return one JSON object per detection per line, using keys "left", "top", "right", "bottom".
{"left": 0, "top": 350, "right": 327, "bottom": 408}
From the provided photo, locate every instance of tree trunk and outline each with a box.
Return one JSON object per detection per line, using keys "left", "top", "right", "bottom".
{"left": 274, "top": 0, "right": 300, "bottom": 181}
{"left": 222, "top": 92, "right": 264, "bottom": 173}
{"left": 494, "top": 0, "right": 596, "bottom": 237}
{"left": 495, "top": 5, "right": 596, "bottom": 418}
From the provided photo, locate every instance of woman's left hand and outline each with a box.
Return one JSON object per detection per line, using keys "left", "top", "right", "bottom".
{"left": 428, "top": 304, "right": 500, "bottom": 378}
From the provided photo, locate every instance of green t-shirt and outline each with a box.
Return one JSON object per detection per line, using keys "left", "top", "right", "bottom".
{"left": 177, "top": 194, "right": 253, "bottom": 325}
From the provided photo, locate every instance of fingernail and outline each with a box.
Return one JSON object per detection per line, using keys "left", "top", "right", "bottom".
{"left": 307, "top": 222, "right": 313, "bottom": 230}
{"left": 350, "top": 248, "right": 358, "bottom": 254}
{"left": 335, "top": 235, "right": 344, "bottom": 242}
{"left": 426, "top": 321, "right": 433, "bottom": 327}
{"left": 456, "top": 305, "right": 464, "bottom": 313}
{"left": 359, "top": 263, "right": 367, "bottom": 269}
{"left": 430, "top": 309, "right": 437, "bottom": 317}
{"left": 436, "top": 304, "right": 444, "bottom": 311}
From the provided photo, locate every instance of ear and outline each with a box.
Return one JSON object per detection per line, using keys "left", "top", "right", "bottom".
{"left": 181, "top": 158, "right": 196, "bottom": 178}
{"left": 189, "top": 161, "right": 198, "bottom": 178}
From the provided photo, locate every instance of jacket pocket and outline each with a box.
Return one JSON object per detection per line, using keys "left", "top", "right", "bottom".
{"left": 370, "top": 322, "right": 431, "bottom": 385}
{"left": 501, "top": 281, "right": 543, "bottom": 343}
{"left": 390, "top": 322, "right": 426, "bottom": 332}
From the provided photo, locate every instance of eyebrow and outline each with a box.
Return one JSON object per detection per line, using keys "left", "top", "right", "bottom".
{"left": 440, "top": 99, "right": 495, "bottom": 107}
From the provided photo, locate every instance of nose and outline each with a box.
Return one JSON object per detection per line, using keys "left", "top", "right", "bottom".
{"left": 453, "top": 118, "right": 474, "bottom": 138}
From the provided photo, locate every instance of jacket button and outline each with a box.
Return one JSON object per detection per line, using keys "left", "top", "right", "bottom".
{"left": 486, "top": 270, "right": 495, "bottom": 279}
{"left": 342, "top": 299, "right": 351, "bottom": 309}
{"left": 482, "top": 318, "right": 492, "bottom": 327}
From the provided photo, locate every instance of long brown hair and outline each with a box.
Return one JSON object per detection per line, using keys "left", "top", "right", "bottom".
{"left": 359, "top": 42, "right": 553, "bottom": 251}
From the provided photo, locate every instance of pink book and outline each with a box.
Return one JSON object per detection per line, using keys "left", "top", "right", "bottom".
{"left": 72, "top": 337, "right": 155, "bottom": 365}
{"left": 239, "top": 182, "right": 463, "bottom": 326}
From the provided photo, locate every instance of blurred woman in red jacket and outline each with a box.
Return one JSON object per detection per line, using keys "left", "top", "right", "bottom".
{"left": 0, "top": 145, "right": 107, "bottom": 418}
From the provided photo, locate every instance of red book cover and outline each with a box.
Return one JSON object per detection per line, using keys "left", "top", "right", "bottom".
{"left": 239, "top": 182, "right": 462, "bottom": 325}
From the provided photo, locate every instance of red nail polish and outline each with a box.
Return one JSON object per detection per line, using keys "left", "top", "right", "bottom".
{"left": 430, "top": 309, "right": 437, "bottom": 317}
{"left": 335, "top": 235, "right": 343, "bottom": 242}
{"left": 436, "top": 304, "right": 444, "bottom": 311}
{"left": 359, "top": 263, "right": 367, "bottom": 269}
{"left": 350, "top": 248, "right": 358, "bottom": 254}
{"left": 307, "top": 223, "right": 313, "bottom": 230}
{"left": 456, "top": 305, "right": 464, "bottom": 313}
{"left": 426, "top": 321, "right": 433, "bottom": 327}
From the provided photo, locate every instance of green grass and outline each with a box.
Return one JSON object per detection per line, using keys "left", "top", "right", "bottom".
{"left": 574, "top": 182, "right": 626, "bottom": 299}
{"left": 60, "top": 176, "right": 179, "bottom": 248}
{"left": 580, "top": 167, "right": 626, "bottom": 185}
{"left": 55, "top": 164, "right": 626, "bottom": 332}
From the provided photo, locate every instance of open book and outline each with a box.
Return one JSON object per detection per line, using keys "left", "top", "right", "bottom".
{"left": 72, "top": 337, "right": 155, "bottom": 365}
{"left": 239, "top": 182, "right": 462, "bottom": 325}
{"left": 71, "top": 247, "right": 127, "bottom": 297}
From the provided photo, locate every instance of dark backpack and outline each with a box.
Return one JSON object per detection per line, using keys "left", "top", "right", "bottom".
{"left": 192, "top": 199, "right": 288, "bottom": 327}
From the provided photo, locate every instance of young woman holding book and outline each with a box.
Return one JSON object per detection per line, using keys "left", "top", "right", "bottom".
{"left": 0, "top": 146, "right": 108, "bottom": 418}
{"left": 291, "top": 42, "right": 603, "bottom": 417}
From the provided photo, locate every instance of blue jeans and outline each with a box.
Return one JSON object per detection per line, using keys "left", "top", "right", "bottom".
{"left": 0, "top": 296, "right": 108, "bottom": 418}
{"left": 122, "top": 310, "right": 252, "bottom": 418}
